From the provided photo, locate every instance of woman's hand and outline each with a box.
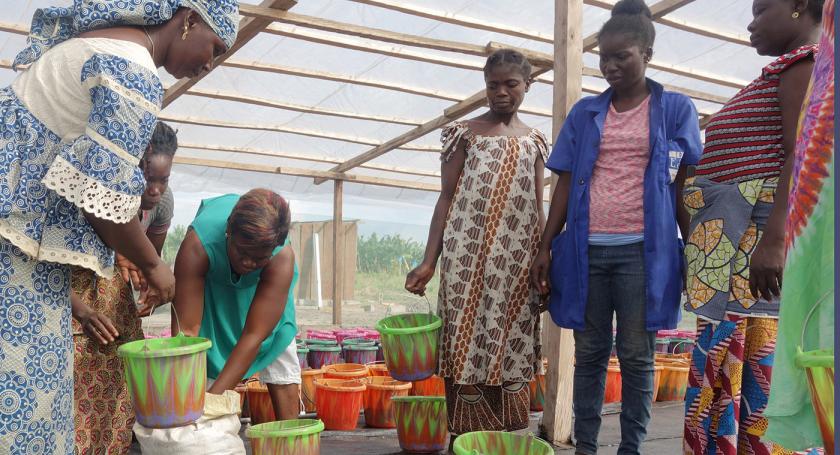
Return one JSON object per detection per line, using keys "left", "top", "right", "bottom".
{"left": 405, "top": 262, "right": 436, "bottom": 296}
{"left": 116, "top": 253, "right": 145, "bottom": 291}
{"left": 136, "top": 289, "right": 161, "bottom": 317}
{"left": 749, "top": 233, "right": 785, "bottom": 302}
{"left": 530, "top": 248, "right": 551, "bottom": 297}
{"left": 73, "top": 302, "right": 119, "bottom": 345}
{"left": 143, "top": 260, "right": 176, "bottom": 304}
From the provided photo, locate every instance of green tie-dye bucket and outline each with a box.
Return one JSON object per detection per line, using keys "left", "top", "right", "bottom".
{"left": 375, "top": 313, "right": 442, "bottom": 382}
{"left": 392, "top": 396, "right": 448, "bottom": 453}
{"left": 117, "top": 333, "right": 211, "bottom": 428}
{"left": 246, "top": 418, "right": 325, "bottom": 455}
{"left": 453, "top": 431, "right": 553, "bottom": 455}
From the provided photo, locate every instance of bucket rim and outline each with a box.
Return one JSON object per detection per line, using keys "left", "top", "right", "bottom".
{"left": 314, "top": 378, "right": 367, "bottom": 392}
{"left": 391, "top": 395, "right": 446, "bottom": 403}
{"left": 308, "top": 345, "right": 342, "bottom": 352}
{"left": 246, "top": 418, "right": 325, "bottom": 438}
{"left": 304, "top": 338, "right": 338, "bottom": 345}
{"left": 795, "top": 348, "right": 834, "bottom": 368}
{"left": 301, "top": 367, "right": 324, "bottom": 376}
{"left": 375, "top": 313, "right": 443, "bottom": 335}
{"left": 365, "top": 376, "right": 412, "bottom": 390}
{"left": 452, "top": 431, "right": 553, "bottom": 454}
{"left": 345, "top": 345, "right": 379, "bottom": 351}
{"left": 117, "top": 335, "right": 211, "bottom": 359}
{"left": 342, "top": 337, "right": 376, "bottom": 345}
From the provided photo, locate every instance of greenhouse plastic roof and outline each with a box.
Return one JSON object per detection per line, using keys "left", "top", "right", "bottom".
{"left": 0, "top": 0, "right": 769, "bottom": 239}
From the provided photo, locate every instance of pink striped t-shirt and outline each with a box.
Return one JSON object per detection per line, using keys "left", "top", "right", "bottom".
{"left": 589, "top": 96, "right": 650, "bottom": 234}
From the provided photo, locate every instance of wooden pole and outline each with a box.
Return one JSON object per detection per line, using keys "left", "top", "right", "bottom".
{"left": 540, "top": 0, "right": 582, "bottom": 446}
{"left": 332, "top": 180, "right": 344, "bottom": 325}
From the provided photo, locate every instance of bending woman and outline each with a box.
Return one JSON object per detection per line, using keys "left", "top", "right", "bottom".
{"left": 0, "top": 1, "right": 238, "bottom": 452}
{"left": 173, "top": 189, "right": 301, "bottom": 420}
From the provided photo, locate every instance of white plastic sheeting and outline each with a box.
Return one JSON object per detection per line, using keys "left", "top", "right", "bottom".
{"left": 0, "top": 0, "right": 769, "bottom": 239}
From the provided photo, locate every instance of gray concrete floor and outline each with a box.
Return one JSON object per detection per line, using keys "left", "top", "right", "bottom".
{"left": 130, "top": 401, "right": 684, "bottom": 454}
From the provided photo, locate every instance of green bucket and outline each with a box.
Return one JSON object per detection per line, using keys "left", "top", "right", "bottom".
{"left": 117, "top": 334, "right": 212, "bottom": 428}
{"left": 305, "top": 338, "right": 338, "bottom": 346}
{"left": 376, "top": 313, "right": 442, "bottom": 382}
{"left": 795, "top": 348, "right": 834, "bottom": 454}
{"left": 246, "top": 418, "right": 325, "bottom": 455}
{"left": 453, "top": 431, "right": 554, "bottom": 455}
{"left": 392, "top": 396, "right": 448, "bottom": 453}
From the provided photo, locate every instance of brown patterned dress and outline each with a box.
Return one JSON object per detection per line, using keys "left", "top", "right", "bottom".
{"left": 437, "top": 121, "right": 546, "bottom": 434}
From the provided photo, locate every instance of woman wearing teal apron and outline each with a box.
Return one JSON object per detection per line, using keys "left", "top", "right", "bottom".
{"left": 173, "top": 189, "right": 300, "bottom": 419}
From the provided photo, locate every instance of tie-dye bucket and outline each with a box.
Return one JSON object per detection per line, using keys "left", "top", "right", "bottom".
{"left": 529, "top": 373, "right": 546, "bottom": 411}
{"left": 246, "top": 418, "right": 325, "bottom": 455}
{"left": 452, "top": 431, "right": 554, "bottom": 455}
{"left": 366, "top": 361, "right": 390, "bottom": 377}
{"left": 344, "top": 345, "right": 379, "bottom": 365}
{"left": 392, "top": 396, "right": 448, "bottom": 453}
{"left": 301, "top": 368, "right": 325, "bottom": 413}
{"left": 411, "top": 374, "right": 446, "bottom": 397}
{"left": 297, "top": 346, "right": 310, "bottom": 370}
{"left": 375, "top": 312, "right": 442, "bottom": 382}
{"left": 246, "top": 381, "right": 277, "bottom": 424}
{"left": 314, "top": 379, "right": 366, "bottom": 430}
{"left": 307, "top": 345, "right": 342, "bottom": 370}
{"left": 604, "top": 365, "right": 622, "bottom": 403}
{"left": 363, "top": 376, "right": 411, "bottom": 428}
{"left": 795, "top": 348, "right": 834, "bottom": 453}
{"left": 117, "top": 334, "right": 211, "bottom": 428}
{"left": 657, "top": 364, "right": 689, "bottom": 402}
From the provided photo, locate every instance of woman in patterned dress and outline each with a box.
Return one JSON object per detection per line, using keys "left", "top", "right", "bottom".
{"left": 681, "top": 0, "right": 823, "bottom": 453}
{"left": 0, "top": 2, "right": 238, "bottom": 453}
{"left": 405, "top": 49, "right": 547, "bottom": 438}
{"left": 71, "top": 121, "right": 178, "bottom": 454}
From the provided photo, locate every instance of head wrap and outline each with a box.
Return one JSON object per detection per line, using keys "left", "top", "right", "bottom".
{"left": 14, "top": 0, "right": 239, "bottom": 69}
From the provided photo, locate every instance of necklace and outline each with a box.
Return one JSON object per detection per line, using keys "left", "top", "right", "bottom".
{"left": 142, "top": 27, "right": 156, "bottom": 62}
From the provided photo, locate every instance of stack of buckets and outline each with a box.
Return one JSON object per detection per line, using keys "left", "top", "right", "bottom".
{"left": 376, "top": 311, "right": 449, "bottom": 453}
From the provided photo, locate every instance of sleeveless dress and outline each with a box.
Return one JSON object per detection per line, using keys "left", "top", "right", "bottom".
{"left": 436, "top": 121, "right": 547, "bottom": 434}
{"left": 0, "top": 38, "right": 160, "bottom": 454}
{"left": 191, "top": 194, "right": 299, "bottom": 380}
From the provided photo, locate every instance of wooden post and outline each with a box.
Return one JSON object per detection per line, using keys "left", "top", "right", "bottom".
{"left": 540, "top": 0, "right": 582, "bottom": 446}
{"left": 332, "top": 180, "right": 344, "bottom": 325}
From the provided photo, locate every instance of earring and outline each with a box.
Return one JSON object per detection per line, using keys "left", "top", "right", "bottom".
{"left": 181, "top": 17, "right": 190, "bottom": 40}
{"left": 792, "top": 11, "right": 800, "bottom": 19}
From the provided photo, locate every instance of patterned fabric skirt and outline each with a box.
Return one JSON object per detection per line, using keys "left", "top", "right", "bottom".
{"left": 683, "top": 314, "right": 821, "bottom": 455}
{"left": 0, "top": 238, "right": 74, "bottom": 454}
{"left": 444, "top": 379, "right": 530, "bottom": 435}
{"left": 72, "top": 269, "right": 143, "bottom": 454}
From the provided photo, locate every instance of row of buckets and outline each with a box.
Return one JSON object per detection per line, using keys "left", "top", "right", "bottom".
{"left": 603, "top": 354, "right": 692, "bottom": 404}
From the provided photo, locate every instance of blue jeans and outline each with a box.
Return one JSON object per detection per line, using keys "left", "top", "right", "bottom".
{"left": 572, "top": 243, "right": 655, "bottom": 455}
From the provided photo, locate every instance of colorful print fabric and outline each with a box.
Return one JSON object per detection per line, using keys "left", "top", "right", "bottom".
{"left": 683, "top": 177, "right": 780, "bottom": 320}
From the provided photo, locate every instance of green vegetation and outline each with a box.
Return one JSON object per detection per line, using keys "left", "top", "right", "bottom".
{"left": 162, "top": 224, "right": 187, "bottom": 264}
{"left": 356, "top": 233, "right": 426, "bottom": 274}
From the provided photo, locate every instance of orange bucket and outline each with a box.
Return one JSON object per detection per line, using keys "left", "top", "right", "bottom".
{"left": 301, "top": 368, "right": 324, "bottom": 413}
{"left": 604, "top": 365, "right": 622, "bottom": 403}
{"left": 363, "top": 376, "right": 411, "bottom": 428}
{"left": 411, "top": 374, "right": 446, "bottom": 397}
{"left": 657, "top": 365, "right": 689, "bottom": 401}
{"left": 366, "top": 361, "right": 389, "bottom": 377}
{"left": 246, "top": 381, "right": 276, "bottom": 424}
{"left": 652, "top": 365, "right": 664, "bottom": 402}
{"left": 324, "top": 363, "right": 369, "bottom": 380}
{"left": 315, "top": 379, "right": 366, "bottom": 431}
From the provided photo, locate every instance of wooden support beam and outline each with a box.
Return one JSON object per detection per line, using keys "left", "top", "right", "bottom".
{"left": 180, "top": 142, "right": 440, "bottom": 178}
{"left": 173, "top": 155, "right": 441, "bottom": 191}
{"left": 162, "top": 0, "right": 297, "bottom": 107}
{"left": 0, "top": 21, "right": 27, "bottom": 35}
{"left": 332, "top": 180, "right": 344, "bottom": 325}
{"left": 240, "top": 4, "right": 552, "bottom": 67}
{"left": 312, "top": 86, "right": 504, "bottom": 184}
{"left": 584, "top": 0, "right": 750, "bottom": 46}
{"left": 345, "top": 0, "right": 553, "bottom": 43}
{"left": 187, "top": 87, "right": 423, "bottom": 126}
{"left": 159, "top": 114, "right": 439, "bottom": 152}
{"left": 542, "top": 0, "right": 580, "bottom": 446}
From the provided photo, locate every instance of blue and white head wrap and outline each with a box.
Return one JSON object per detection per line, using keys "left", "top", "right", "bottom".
{"left": 14, "top": 0, "right": 239, "bottom": 69}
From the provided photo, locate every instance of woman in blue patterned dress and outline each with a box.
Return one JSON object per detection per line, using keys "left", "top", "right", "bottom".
{"left": 0, "top": 1, "right": 238, "bottom": 453}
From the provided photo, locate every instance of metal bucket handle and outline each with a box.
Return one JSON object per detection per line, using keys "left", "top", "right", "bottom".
{"left": 141, "top": 298, "right": 185, "bottom": 351}
{"left": 799, "top": 290, "right": 832, "bottom": 350}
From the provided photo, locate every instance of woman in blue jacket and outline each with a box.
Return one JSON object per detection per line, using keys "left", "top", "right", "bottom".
{"left": 530, "top": 0, "right": 702, "bottom": 453}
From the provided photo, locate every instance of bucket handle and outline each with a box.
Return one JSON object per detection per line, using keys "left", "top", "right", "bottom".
{"left": 671, "top": 340, "right": 691, "bottom": 354}
{"left": 799, "top": 290, "right": 832, "bottom": 351}
{"left": 143, "top": 298, "right": 185, "bottom": 346}
{"left": 422, "top": 294, "right": 433, "bottom": 315}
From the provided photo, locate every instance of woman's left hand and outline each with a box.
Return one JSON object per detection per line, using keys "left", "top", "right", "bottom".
{"left": 749, "top": 234, "right": 785, "bottom": 302}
